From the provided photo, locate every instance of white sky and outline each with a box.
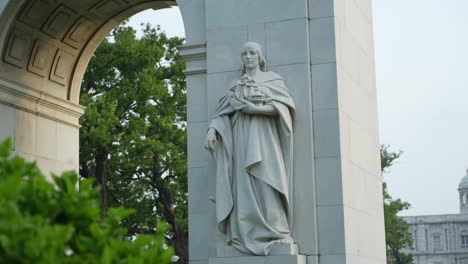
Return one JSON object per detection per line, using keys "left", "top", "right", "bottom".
{"left": 374, "top": 0, "right": 468, "bottom": 216}
{"left": 128, "top": 1, "right": 468, "bottom": 216}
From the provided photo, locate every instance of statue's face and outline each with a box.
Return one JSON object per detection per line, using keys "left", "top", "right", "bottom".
{"left": 241, "top": 45, "right": 260, "bottom": 70}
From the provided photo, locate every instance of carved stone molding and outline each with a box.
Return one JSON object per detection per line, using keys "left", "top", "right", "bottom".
{"left": 28, "top": 40, "right": 56, "bottom": 77}
{"left": 0, "top": 78, "right": 84, "bottom": 128}
{"left": 18, "top": 0, "right": 55, "bottom": 28}
{"left": 63, "top": 17, "right": 97, "bottom": 49}
{"left": 89, "top": 0, "right": 129, "bottom": 18}
{"left": 3, "top": 27, "right": 33, "bottom": 69}
{"left": 179, "top": 43, "right": 207, "bottom": 75}
{"left": 50, "top": 49, "right": 74, "bottom": 85}
{"left": 41, "top": 4, "right": 78, "bottom": 40}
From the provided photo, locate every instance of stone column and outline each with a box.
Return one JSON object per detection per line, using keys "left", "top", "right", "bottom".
{"left": 312, "top": 0, "right": 386, "bottom": 263}
{"left": 0, "top": 78, "right": 84, "bottom": 179}
{"left": 184, "top": 0, "right": 386, "bottom": 263}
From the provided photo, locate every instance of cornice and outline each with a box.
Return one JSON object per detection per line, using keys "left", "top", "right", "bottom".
{"left": 0, "top": 78, "right": 85, "bottom": 128}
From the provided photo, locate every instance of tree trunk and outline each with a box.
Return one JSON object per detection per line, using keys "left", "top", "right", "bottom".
{"left": 152, "top": 154, "right": 188, "bottom": 264}
{"left": 158, "top": 185, "right": 188, "bottom": 264}
{"left": 79, "top": 162, "right": 91, "bottom": 179}
{"left": 393, "top": 247, "right": 402, "bottom": 264}
{"left": 96, "top": 149, "right": 109, "bottom": 214}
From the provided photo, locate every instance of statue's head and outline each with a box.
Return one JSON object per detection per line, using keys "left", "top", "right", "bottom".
{"left": 241, "top": 42, "right": 266, "bottom": 73}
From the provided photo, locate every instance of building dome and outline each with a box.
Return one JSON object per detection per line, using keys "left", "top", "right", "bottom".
{"left": 459, "top": 169, "right": 468, "bottom": 189}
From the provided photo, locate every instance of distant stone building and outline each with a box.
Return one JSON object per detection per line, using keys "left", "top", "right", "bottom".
{"left": 402, "top": 169, "right": 468, "bottom": 264}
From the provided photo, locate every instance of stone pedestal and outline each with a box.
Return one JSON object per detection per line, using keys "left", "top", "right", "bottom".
{"left": 217, "top": 244, "right": 298, "bottom": 258}
{"left": 209, "top": 255, "right": 307, "bottom": 264}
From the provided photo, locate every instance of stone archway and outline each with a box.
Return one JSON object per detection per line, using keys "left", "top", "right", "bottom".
{"left": 0, "top": 1, "right": 208, "bottom": 263}
{"left": 0, "top": 0, "right": 205, "bottom": 176}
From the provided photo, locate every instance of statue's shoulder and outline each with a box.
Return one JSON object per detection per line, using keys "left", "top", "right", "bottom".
{"left": 229, "top": 79, "right": 239, "bottom": 88}
{"left": 263, "top": 71, "right": 284, "bottom": 81}
{"left": 228, "top": 79, "right": 240, "bottom": 91}
{"left": 261, "top": 71, "right": 287, "bottom": 89}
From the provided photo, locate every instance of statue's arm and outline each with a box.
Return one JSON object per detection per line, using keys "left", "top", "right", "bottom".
{"left": 204, "top": 127, "right": 218, "bottom": 151}
{"left": 241, "top": 102, "right": 278, "bottom": 116}
{"left": 229, "top": 95, "right": 245, "bottom": 109}
{"left": 256, "top": 104, "right": 278, "bottom": 116}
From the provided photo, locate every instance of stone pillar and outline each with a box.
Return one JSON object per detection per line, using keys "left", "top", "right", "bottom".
{"left": 183, "top": 0, "right": 386, "bottom": 263}
{"left": 312, "top": 0, "right": 386, "bottom": 263}
{"left": 0, "top": 78, "right": 84, "bottom": 179}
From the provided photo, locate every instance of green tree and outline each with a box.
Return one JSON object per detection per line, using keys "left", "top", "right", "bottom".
{"left": 79, "top": 24, "right": 188, "bottom": 262}
{"left": 381, "top": 145, "right": 413, "bottom": 264}
{"left": 0, "top": 138, "right": 174, "bottom": 264}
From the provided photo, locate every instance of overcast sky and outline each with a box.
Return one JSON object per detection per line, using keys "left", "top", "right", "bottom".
{"left": 128, "top": 0, "right": 468, "bottom": 216}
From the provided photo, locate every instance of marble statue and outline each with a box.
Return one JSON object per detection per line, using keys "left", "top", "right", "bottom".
{"left": 205, "top": 42, "right": 296, "bottom": 256}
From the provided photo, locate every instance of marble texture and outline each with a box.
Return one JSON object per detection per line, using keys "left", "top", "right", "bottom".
{"left": 217, "top": 244, "right": 298, "bottom": 258}
{"left": 206, "top": 42, "right": 296, "bottom": 256}
{"left": 326, "top": 0, "right": 387, "bottom": 263}
{"left": 209, "top": 255, "right": 307, "bottom": 264}
{"left": 0, "top": 104, "right": 15, "bottom": 142}
{"left": 0, "top": 103, "right": 81, "bottom": 178}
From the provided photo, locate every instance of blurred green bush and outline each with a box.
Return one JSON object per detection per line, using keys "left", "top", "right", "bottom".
{"left": 0, "top": 138, "right": 174, "bottom": 264}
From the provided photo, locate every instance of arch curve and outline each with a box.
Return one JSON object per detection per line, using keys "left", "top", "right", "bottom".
{"left": 69, "top": 1, "right": 178, "bottom": 103}
{"left": 0, "top": 0, "right": 206, "bottom": 178}
{"left": 0, "top": 0, "right": 204, "bottom": 105}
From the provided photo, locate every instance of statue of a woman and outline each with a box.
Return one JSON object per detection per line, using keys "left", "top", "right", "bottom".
{"left": 205, "top": 42, "right": 295, "bottom": 256}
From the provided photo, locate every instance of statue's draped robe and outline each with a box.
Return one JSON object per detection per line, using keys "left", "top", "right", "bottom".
{"left": 208, "top": 72, "right": 295, "bottom": 255}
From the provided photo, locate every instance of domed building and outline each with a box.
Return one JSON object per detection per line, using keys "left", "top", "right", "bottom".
{"left": 402, "top": 169, "right": 468, "bottom": 264}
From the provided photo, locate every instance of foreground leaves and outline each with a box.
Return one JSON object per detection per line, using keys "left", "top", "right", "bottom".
{"left": 0, "top": 138, "right": 173, "bottom": 264}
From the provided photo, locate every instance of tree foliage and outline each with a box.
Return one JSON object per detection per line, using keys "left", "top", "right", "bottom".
{"left": 0, "top": 138, "right": 173, "bottom": 264}
{"left": 381, "top": 145, "right": 413, "bottom": 264}
{"left": 79, "top": 24, "right": 188, "bottom": 262}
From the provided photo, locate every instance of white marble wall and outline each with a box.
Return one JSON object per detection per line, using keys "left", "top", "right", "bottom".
{"left": 309, "top": 0, "right": 385, "bottom": 263}
{"left": 177, "top": 1, "right": 212, "bottom": 263}
{"left": 0, "top": 79, "right": 83, "bottom": 179}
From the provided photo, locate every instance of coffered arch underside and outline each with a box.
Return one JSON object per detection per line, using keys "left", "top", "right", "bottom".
{"left": 0, "top": 0, "right": 179, "bottom": 105}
